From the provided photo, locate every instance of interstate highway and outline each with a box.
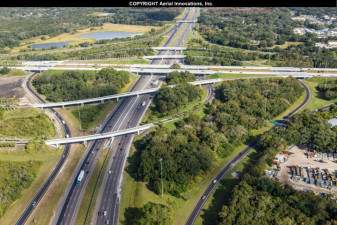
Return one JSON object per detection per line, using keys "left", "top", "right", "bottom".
{"left": 54, "top": 7, "right": 197, "bottom": 225}
{"left": 93, "top": 7, "right": 199, "bottom": 225}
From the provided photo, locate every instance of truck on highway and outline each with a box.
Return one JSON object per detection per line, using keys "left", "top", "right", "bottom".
{"left": 151, "top": 80, "right": 159, "bottom": 86}
{"left": 76, "top": 170, "right": 85, "bottom": 185}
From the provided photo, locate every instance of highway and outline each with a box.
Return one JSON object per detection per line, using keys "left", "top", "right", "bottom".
{"left": 15, "top": 73, "right": 72, "bottom": 225}
{"left": 93, "top": 7, "right": 199, "bottom": 225}
{"left": 185, "top": 80, "right": 311, "bottom": 225}
{"left": 53, "top": 7, "right": 197, "bottom": 225}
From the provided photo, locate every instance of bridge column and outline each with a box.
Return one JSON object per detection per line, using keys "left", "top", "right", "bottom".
{"left": 117, "top": 97, "right": 119, "bottom": 102}
{"left": 137, "top": 130, "right": 139, "bottom": 135}
{"left": 101, "top": 100, "right": 104, "bottom": 103}
{"left": 137, "top": 94, "right": 139, "bottom": 97}
{"left": 56, "top": 144, "right": 59, "bottom": 148}
{"left": 81, "top": 103, "right": 84, "bottom": 107}
{"left": 83, "top": 141, "right": 87, "bottom": 147}
{"left": 62, "top": 105, "right": 65, "bottom": 109}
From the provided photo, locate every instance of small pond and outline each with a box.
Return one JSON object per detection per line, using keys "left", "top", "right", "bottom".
{"left": 29, "top": 41, "right": 73, "bottom": 49}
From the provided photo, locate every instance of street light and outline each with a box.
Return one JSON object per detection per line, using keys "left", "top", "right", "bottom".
{"left": 159, "top": 158, "right": 163, "bottom": 199}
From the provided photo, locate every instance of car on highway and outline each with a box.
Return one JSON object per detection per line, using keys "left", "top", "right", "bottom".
{"left": 213, "top": 180, "right": 217, "bottom": 184}
{"left": 32, "top": 201, "right": 36, "bottom": 207}
{"left": 105, "top": 220, "right": 109, "bottom": 224}
{"left": 229, "top": 163, "right": 233, "bottom": 167}
{"left": 109, "top": 170, "right": 112, "bottom": 174}
{"left": 103, "top": 211, "right": 107, "bottom": 216}
{"left": 141, "top": 101, "right": 146, "bottom": 107}
{"left": 202, "top": 195, "right": 206, "bottom": 200}
{"left": 98, "top": 212, "right": 102, "bottom": 216}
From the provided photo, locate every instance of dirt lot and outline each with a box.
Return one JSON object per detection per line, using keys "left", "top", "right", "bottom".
{"left": 278, "top": 145, "right": 337, "bottom": 195}
{"left": 0, "top": 76, "right": 26, "bottom": 98}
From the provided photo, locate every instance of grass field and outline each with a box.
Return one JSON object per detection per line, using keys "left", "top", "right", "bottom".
{"left": 13, "top": 23, "right": 161, "bottom": 53}
{"left": 0, "top": 146, "right": 63, "bottom": 225}
{"left": 302, "top": 79, "right": 337, "bottom": 111}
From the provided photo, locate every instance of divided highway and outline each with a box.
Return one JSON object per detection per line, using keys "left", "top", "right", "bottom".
{"left": 185, "top": 80, "right": 311, "bottom": 225}
{"left": 53, "top": 7, "right": 198, "bottom": 225}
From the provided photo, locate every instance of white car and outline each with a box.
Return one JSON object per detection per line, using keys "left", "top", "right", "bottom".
{"left": 103, "top": 211, "right": 107, "bottom": 216}
{"left": 213, "top": 180, "right": 217, "bottom": 184}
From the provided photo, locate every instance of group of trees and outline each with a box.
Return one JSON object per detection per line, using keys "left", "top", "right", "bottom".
{"left": 124, "top": 201, "right": 175, "bottom": 225}
{"left": 0, "top": 67, "right": 10, "bottom": 75}
{"left": 33, "top": 68, "right": 130, "bottom": 102}
{"left": 135, "top": 78, "right": 304, "bottom": 196}
{"left": 0, "top": 160, "right": 42, "bottom": 217}
{"left": 216, "top": 107, "right": 337, "bottom": 224}
{"left": 153, "top": 84, "right": 202, "bottom": 117}
{"left": 165, "top": 71, "right": 196, "bottom": 85}
{"left": 316, "top": 79, "right": 337, "bottom": 100}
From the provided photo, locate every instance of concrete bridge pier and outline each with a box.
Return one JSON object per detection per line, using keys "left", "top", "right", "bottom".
{"left": 117, "top": 97, "right": 119, "bottom": 102}
{"left": 62, "top": 105, "right": 65, "bottom": 109}
{"left": 81, "top": 103, "right": 84, "bottom": 107}
{"left": 101, "top": 100, "right": 104, "bottom": 103}
{"left": 83, "top": 140, "right": 87, "bottom": 147}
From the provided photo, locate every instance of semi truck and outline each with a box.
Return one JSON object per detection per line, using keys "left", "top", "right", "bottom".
{"left": 76, "top": 170, "right": 85, "bottom": 185}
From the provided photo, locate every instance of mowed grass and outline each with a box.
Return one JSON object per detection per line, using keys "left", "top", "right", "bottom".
{"left": 13, "top": 23, "right": 161, "bottom": 53}
{"left": 302, "top": 79, "right": 337, "bottom": 110}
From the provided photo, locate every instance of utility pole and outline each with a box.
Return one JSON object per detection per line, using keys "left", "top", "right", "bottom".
{"left": 264, "top": 90, "right": 270, "bottom": 114}
{"left": 159, "top": 158, "right": 163, "bottom": 199}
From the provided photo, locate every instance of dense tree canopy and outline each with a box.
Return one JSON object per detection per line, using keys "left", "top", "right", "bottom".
{"left": 33, "top": 68, "right": 130, "bottom": 102}
{"left": 165, "top": 71, "right": 196, "bottom": 85}
{"left": 153, "top": 84, "right": 202, "bottom": 116}
{"left": 136, "top": 78, "right": 304, "bottom": 195}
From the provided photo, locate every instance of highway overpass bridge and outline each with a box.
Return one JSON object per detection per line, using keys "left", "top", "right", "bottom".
{"left": 152, "top": 47, "right": 186, "bottom": 51}
{"left": 143, "top": 55, "right": 186, "bottom": 59}
{"left": 25, "top": 75, "right": 316, "bottom": 109}
{"left": 45, "top": 123, "right": 154, "bottom": 146}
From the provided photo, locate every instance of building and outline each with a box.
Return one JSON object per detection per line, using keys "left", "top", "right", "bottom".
{"left": 328, "top": 40, "right": 337, "bottom": 47}
{"left": 328, "top": 117, "right": 337, "bottom": 127}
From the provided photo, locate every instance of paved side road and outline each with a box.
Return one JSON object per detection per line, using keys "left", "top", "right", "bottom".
{"left": 185, "top": 80, "right": 311, "bottom": 225}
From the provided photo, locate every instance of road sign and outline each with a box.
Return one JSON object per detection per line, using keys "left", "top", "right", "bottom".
{"left": 270, "top": 120, "right": 280, "bottom": 125}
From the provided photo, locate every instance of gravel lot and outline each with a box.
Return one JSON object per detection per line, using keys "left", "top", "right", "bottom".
{"left": 278, "top": 144, "right": 337, "bottom": 195}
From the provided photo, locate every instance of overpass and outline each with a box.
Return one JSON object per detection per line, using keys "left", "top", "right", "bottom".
{"left": 29, "top": 87, "right": 160, "bottom": 108}
{"left": 45, "top": 123, "right": 154, "bottom": 146}
{"left": 152, "top": 47, "right": 187, "bottom": 51}
{"left": 27, "top": 74, "right": 314, "bottom": 109}
{"left": 143, "top": 55, "right": 186, "bottom": 59}
{"left": 177, "top": 20, "right": 196, "bottom": 23}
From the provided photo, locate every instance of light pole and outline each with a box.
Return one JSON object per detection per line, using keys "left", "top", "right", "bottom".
{"left": 159, "top": 158, "right": 163, "bottom": 199}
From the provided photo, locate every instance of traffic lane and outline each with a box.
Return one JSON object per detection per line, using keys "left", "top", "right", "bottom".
{"left": 185, "top": 143, "right": 256, "bottom": 225}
